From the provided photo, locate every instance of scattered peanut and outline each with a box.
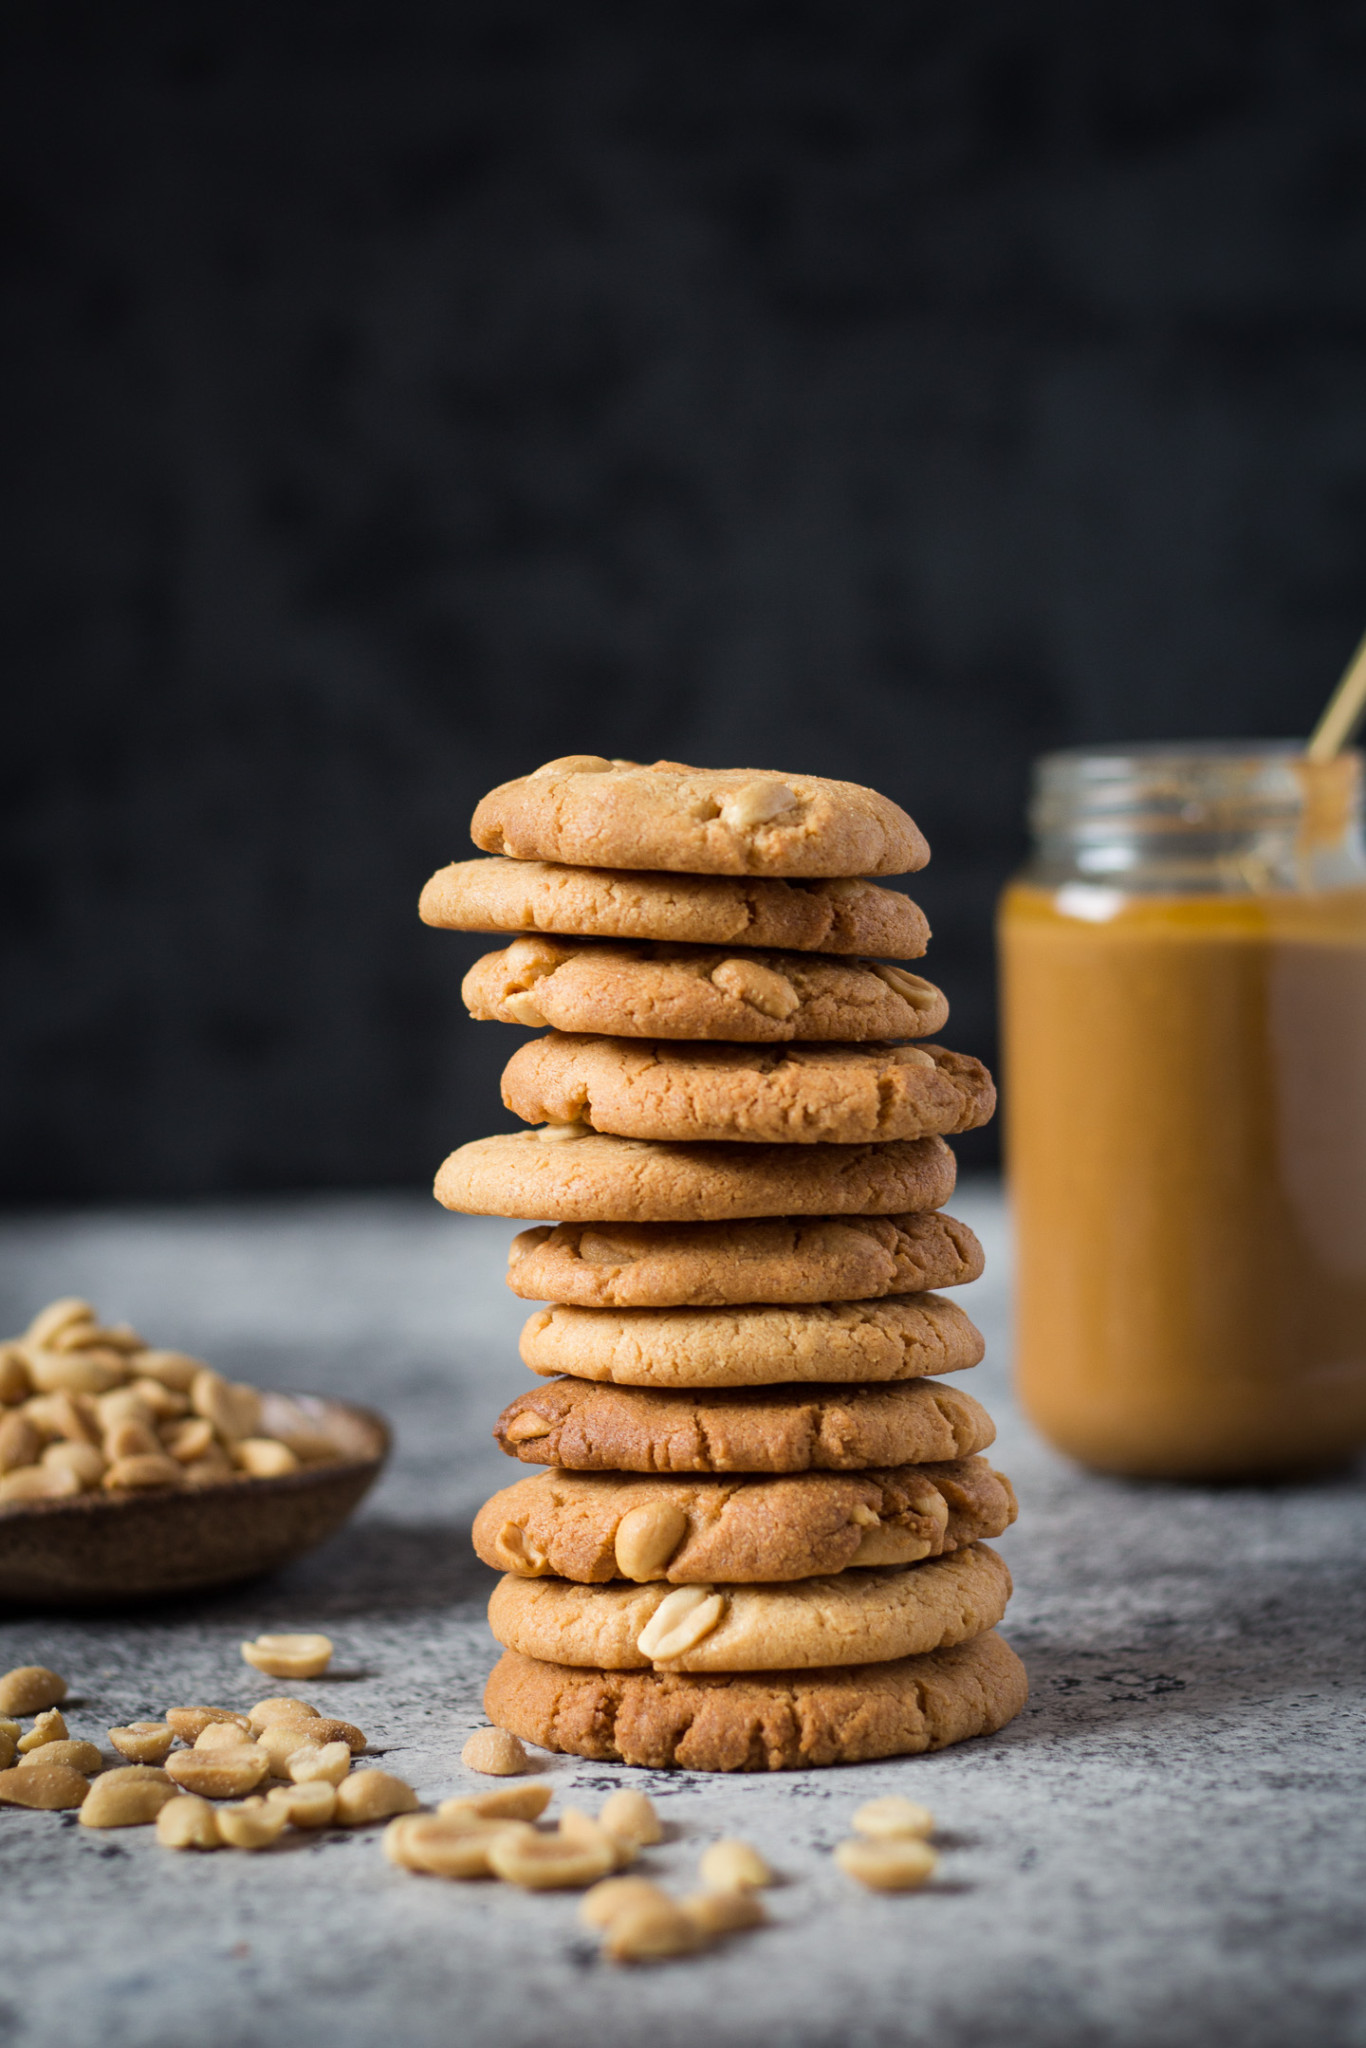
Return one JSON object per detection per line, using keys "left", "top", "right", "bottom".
{"left": 217, "top": 1798, "right": 289, "bottom": 1850}
{"left": 165, "top": 1706, "right": 250, "bottom": 1742}
{"left": 165, "top": 1746, "right": 270, "bottom": 1799}
{"left": 0, "top": 1666, "right": 67, "bottom": 1716}
{"left": 559, "top": 1806, "right": 635, "bottom": 1870}
{"left": 0, "top": 1719, "right": 17, "bottom": 1770}
{"left": 17, "top": 1708, "right": 68, "bottom": 1752}
{"left": 461, "top": 1727, "right": 529, "bottom": 1776}
{"left": 384, "top": 1813, "right": 534, "bottom": 1878}
{"left": 438, "top": 1782, "right": 553, "bottom": 1825}
{"left": 195, "top": 1720, "right": 261, "bottom": 1752}
{"left": 234, "top": 1439, "right": 300, "bottom": 1479}
{"left": 79, "top": 1766, "right": 178, "bottom": 1829}
{"left": 698, "top": 1838, "right": 772, "bottom": 1891}
{"left": 240, "top": 1633, "right": 333, "bottom": 1680}
{"left": 0, "top": 1762, "right": 89, "bottom": 1809}
{"left": 602, "top": 1896, "right": 705, "bottom": 1963}
{"left": 247, "top": 1697, "right": 320, "bottom": 1731}
{"left": 108, "top": 1722, "right": 177, "bottom": 1765}
{"left": 486, "top": 1829, "right": 617, "bottom": 1890}
{"left": 265, "top": 1780, "right": 337, "bottom": 1828}
{"left": 834, "top": 1836, "right": 938, "bottom": 1892}
{"left": 286, "top": 1741, "right": 353, "bottom": 1787}
{"left": 597, "top": 1789, "right": 663, "bottom": 1849}
{"left": 19, "top": 1739, "right": 102, "bottom": 1775}
{"left": 683, "top": 1890, "right": 767, "bottom": 1937}
{"left": 851, "top": 1796, "right": 935, "bottom": 1841}
{"left": 156, "top": 1795, "right": 221, "bottom": 1849}
{"left": 332, "top": 1769, "right": 419, "bottom": 1826}
{"left": 578, "top": 1876, "right": 673, "bottom": 1931}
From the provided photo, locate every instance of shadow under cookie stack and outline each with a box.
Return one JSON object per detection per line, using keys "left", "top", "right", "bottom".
{"left": 424, "top": 757, "right": 1027, "bottom": 1773}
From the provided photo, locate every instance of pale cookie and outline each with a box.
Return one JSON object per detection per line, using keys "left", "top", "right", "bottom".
{"left": 518, "top": 1293, "right": 984, "bottom": 1389}
{"left": 494, "top": 1376, "right": 996, "bottom": 1473}
{"left": 419, "top": 859, "right": 930, "bottom": 957}
{"left": 500, "top": 1037, "right": 995, "bottom": 1145}
{"left": 507, "top": 1211, "right": 984, "bottom": 1308}
{"left": 484, "top": 1630, "right": 1028, "bottom": 1771}
{"left": 471, "top": 759, "right": 929, "bottom": 879}
{"left": 487, "top": 1543, "right": 1011, "bottom": 1671}
{"left": 473, "top": 1458, "right": 1018, "bottom": 1583}
{"left": 463, "top": 940, "right": 947, "bottom": 1043}
{"left": 435, "top": 1131, "right": 956, "bottom": 1223}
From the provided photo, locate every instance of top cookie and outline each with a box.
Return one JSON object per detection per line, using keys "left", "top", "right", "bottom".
{"left": 471, "top": 759, "right": 929, "bottom": 878}
{"left": 463, "top": 939, "right": 947, "bottom": 1043}
{"left": 419, "top": 860, "right": 930, "bottom": 958}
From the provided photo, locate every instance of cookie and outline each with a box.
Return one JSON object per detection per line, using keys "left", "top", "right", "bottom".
{"left": 470, "top": 758, "right": 929, "bottom": 878}
{"left": 419, "top": 859, "right": 931, "bottom": 958}
{"left": 518, "top": 1292, "right": 984, "bottom": 1389}
{"left": 500, "top": 1037, "right": 995, "bottom": 1145}
{"left": 484, "top": 1629, "right": 1028, "bottom": 1770}
{"left": 506, "top": 1211, "right": 985, "bottom": 1308}
{"left": 494, "top": 1376, "right": 996, "bottom": 1473}
{"left": 435, "top": 1129, "right": 957, "bottom": 1223}
{"left": 473, "top": 1457, "right": 1017, "bottom": 1584}
{"left": 463, "top": 939, "right": 947, "bottom": 1043}
{"left": 487, "top": 1542, "right": 1010, "bottom": 1671}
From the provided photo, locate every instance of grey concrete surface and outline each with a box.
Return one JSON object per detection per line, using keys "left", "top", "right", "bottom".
{"left": 0, "top": 1184, "right": 1362, "bottom": 2048}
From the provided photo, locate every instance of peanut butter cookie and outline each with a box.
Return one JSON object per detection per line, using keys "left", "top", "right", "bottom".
{"left": 420, "top": 859, "right": 930, "bottom": 957}
{"left": 484, "top": 1630, "right": 1028, "bottom": 1770}
{"left": 506, "top": 1211, "right": 984, "bottom": 1307}
{"left": 487, "top": 1543, "right": 1011, "bottom": 1671}
{"left": 494, "top": 1376, "right": 996, "bottom": 1473}
{"left": 518, "top": 1292, "right": 983, "bottom": 1389}
{"left": 435, "top": 1130, "right": 957, "bottom": 1222}
{"left": 473, "top": 1458, "right": 1017, "bottom": 1583}
{"left": 470, "top": 759, "right": 929, "bottom": 877}
{"left": 463, "top": 939, "right": 947, "bottom": 1042}
{"left": 500, "top": 1037, "right": 995, "bottom": 1145}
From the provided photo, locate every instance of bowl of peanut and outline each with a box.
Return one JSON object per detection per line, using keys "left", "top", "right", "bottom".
{"left": 0, "top": 1299, "right": 389, "bottom": 1604}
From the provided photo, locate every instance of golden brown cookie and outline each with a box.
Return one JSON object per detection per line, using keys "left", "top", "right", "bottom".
{"left": 500, "top": 1037, "right": 995, "bottom": 1145}
{"left": 484, "top": 1629, "right": 1028, "bottom": 1770}
{"left": 473, "top": 1458, "right": 1017, "bottom": 1584}
{"left": 463, "top": 939, "right": 947, "bottom": 1043}
{"left": 419, "top": 859, "right": 931, "bottom": 957}
{"left": 517, "top": 1292, "right": 983, "bottom": 1389}
{"left": 435, "top": 1129, "right": 956, "bottom": 1223}
{"left": 487, "top": 1543, "right": 1010, "bottom": 1671}
{"left": 494, "top": 1376, "right": 996, "bottom": 1473}
{"left": 470, "top": 759, "right": 929, "bottom": 878}
{"left": 506, "top": 1210, "right": 984, "bottom": 1307}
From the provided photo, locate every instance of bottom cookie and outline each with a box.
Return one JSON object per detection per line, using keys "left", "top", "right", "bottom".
{"left": 484, "top": 1629, "right": 1027, "bottom": 1772}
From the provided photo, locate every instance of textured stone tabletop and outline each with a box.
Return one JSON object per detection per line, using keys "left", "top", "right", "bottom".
{"left": 0, "top": 1186, "right": 1363, "bottom": 2048}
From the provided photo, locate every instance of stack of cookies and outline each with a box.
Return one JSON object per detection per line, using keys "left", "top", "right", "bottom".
{"left": 424, "top": 757, "right": 1027, "bottom": 1773}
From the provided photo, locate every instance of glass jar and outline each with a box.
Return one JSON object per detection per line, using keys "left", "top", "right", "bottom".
{"left": 998, "top": 743, "right": 1366, "bottom": 1478}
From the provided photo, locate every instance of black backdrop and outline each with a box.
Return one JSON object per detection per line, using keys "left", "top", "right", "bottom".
{"left": 6, "top": 1, "right": 1366, "bottom": 1202}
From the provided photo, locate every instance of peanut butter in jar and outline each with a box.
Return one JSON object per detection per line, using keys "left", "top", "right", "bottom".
{"left": 999, "top": 744, "right": 1366, "bottom": 1479}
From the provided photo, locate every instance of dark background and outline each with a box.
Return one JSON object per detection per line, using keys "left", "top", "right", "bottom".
{"left": 6, "top": 0, "right": 1366, "bottom": 1203}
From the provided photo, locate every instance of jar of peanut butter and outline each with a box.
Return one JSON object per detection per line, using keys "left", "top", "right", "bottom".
{"left": 999, "top": 743, "right": 1366, "bottom": 1478}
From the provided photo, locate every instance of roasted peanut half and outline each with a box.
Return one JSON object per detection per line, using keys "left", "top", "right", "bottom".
{"left": 460, "top": 1727, "right": 529, "bottom": 1776}
{"left": 239, "top": 1633, "right": 333, "bottom": 1680}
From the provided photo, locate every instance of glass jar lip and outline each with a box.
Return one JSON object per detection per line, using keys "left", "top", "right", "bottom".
{"left": 1031, "top": 741, "right": 1361, "bottom": 833}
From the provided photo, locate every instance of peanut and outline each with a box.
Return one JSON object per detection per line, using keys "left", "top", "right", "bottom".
{"left": 834, "top": 1836, "right": 938, "bottom": 1892}
{"left": 598, "top": 1788, "right": 663, "bottom": 1849}
{"left": 162, "top": 1417, "right": 215, "bottom": 1463}
{"left": 233, "top": 1439, "right": 300, "bottom": 1479}
{"left": 698, "top": 1838, "right": 772, "bottom": 1891}
{"left": 266, "top": 1780, "right": 336, "bottom": 1828}
{"left": 579, "top": 1876, "right": 673, "bottom": 1930}
{"left": 486, "top": 1829, "right": 616, "bottom": 1890}
{"left": 239, "top": 1632, "right": 333, "bottom": 1680}
{"left": 718, "top": 779, "right": 799, "bottom": 830}
{"left": 461, "top": 1727, "right": 529, "bottom": 1776}
{"left": 332, "top": 1769, "right": 418, "bottom": 1826}
{"left": 109, "top": 1722, "right": 177, "bottom": 1765}
{"left": 191, "top": 1369, "right": 262, "bottom": 1444}
{"left": 502, "top": 1410, "right": 552, "bottom": 1442}
{"left": 102, "top": 1453, "right": 184, "bottom": 1492}
{"left": 79, "top": 1766, "right": 178, "bottom": 1828}
{"left": 636, "top": 1585, "right": 725, "bottom": 1663}
{"left": 0, "top": 1666, "right": 67, "bottom": 1715}
{"left": 0, "top": 1762, "right": 89, "bottom": 1809}
{"left": 26, "top": 1349, "right": 125, "bottom": 1396}
{"left": 217, "top": 1798, "right": 288, "bottom": 1850}
{"left": 25, "top": 1300, "right": 95, "bottom": 1349}
{"left": 0, "top": 1344, "right": 32, "bottom": 1405}
{"left": 165, "top": 1746, "right": 270, "bottom": 1798}
{"left": 165, "top": 1706, "right": 250, "bottom": 1741}
{"left": 613, "top": 1500, "right": 688, "bottom": 1582}
{"left": 710, "top": 957, "right": 800, "bottom": 1020}
{"left": 156, "top": 1795, "right": 221, "bottom": 1849}
{"left": 0, "top": 1464, "right": 81, "bottom": 1502}
{"left": 384, "top": 1813, "right": 533, "bottom": 1878}
{"left": 16, "top": 1708, "right": 68, "bottom": 1751}
{"left": 20, "top": 1739, "right": 102, "bottom": 1775}
{"left": 559, "top": 1806, "right": 635, "bottom": 1870}
{"left": 683, "top": 1890, "right": 766, "bottom": 1937}
{"left": 246, "top": 1697, "right": 319, "bottom": 1730}
{"left": 41, "top": 1440, "right": 106, "bottom": 1488}
{"left": 437, "top": 1782, "right": 552, "bottom": 1825}
{"left": 134, "top": 1350, "right": 203, "bottom": 1392}
{"left": 851, "top": 1795, "right": 935, "bottom": 1841}
{"left": 602, "top": 1896, "right": 705, "bottom": 1963}
{"left": 0, "top": 1411, "right": 41, "bottom": 1473}
{"left": 287, "top": 1741, "right": 353, "bottom": 1787}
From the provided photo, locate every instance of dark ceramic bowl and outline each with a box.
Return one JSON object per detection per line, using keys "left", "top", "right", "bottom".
{"left": 0, "top": 1394, "right": 389, "bottom": 1607}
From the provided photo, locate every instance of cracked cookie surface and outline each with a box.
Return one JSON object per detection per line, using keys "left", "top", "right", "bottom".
{"left": 435, "top": 1130, "right": 957, "bottom": 1222}
{"left": 420, "top": 859, "right": 930, "bottom": 956}
{"left": 484, "top": 1630, "right": 1028, "bottom": 1769}
{"left": 518, "top": 1292, "right": 984, "bottom": 1389}
{"left": 487, "top": 1543, "right": 1011, "bottom": 1670}
{"left": 493, "top": 1376, "right": 996, "bottom": 1473}
{"left": 474, "top": 1457, "right": 1017, "bottom": 1583}
{"left": 471, "top": 758, "right": 929, "bottom": 878}
{"left": 500, "top": 1036, "right": 995, "bottom": 1145}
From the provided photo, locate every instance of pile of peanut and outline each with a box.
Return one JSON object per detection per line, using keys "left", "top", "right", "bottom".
{"left": 0, "top": 1298, "right": 343, "bottom": 1505}
{"left": 0, "top": 1649, "right": 942, "bottom": 1962}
